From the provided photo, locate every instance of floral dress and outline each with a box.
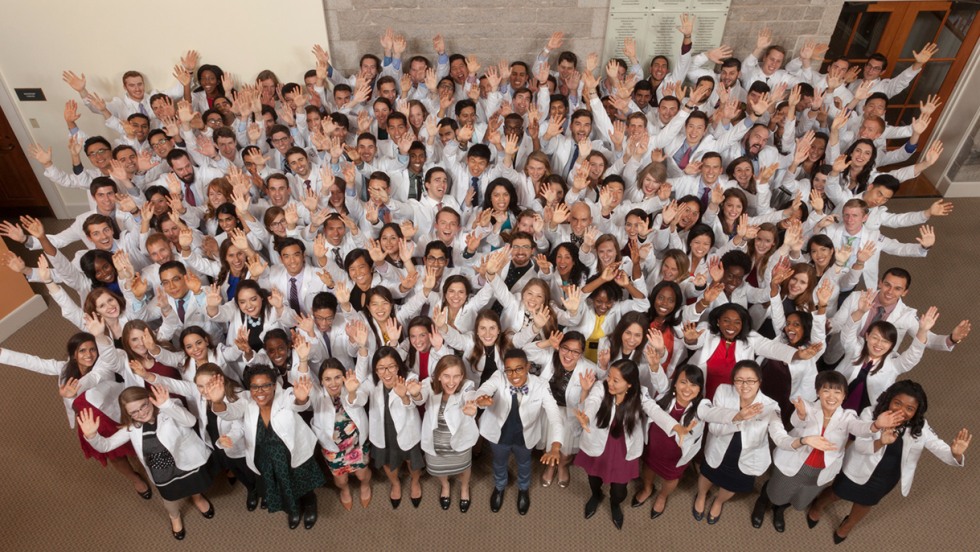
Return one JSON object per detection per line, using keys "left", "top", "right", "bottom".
{"left": 324, "top": 396, "right": 371, "bottom": 476}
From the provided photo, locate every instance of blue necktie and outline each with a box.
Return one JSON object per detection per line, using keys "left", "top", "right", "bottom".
{"left": 470, "top": 176, "right": 480, "bottom": 207}
{"left": 565, "top": 143, "right": 580, "bottom": 179}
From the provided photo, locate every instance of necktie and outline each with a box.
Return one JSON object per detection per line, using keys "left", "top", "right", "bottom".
{"left": 138, "top": 103, "right": 147, "bottom": 115}
{"left": 410, "top": 174, "right": 422, "bottom": 200}
{"left": 281, "top": 156, "right": 289, "bottom": 174}
{"left": 380, "top": 205, "right": 392, "bottom": 224}
{"left": 289, "top": 277, "right": 301, "bottom": 313}
{"left": 470, "top": 176, "right": 480, "bottom": 207}
{"left": 571, "top": 233, "right": 583, "bottom": 247}
{"left": 678, "top": 145, "right": 693, "bottom": 170}
{"left": 184, "top": 183, "right": 197, "bottom": 207}
{"left": 176, "top": 298, "right": 186, "bottom": 323}
{"left": 304, "top": 179, "right": 312, "bottom": 194}
{"left": 510, "top": 384, "right": 529, "bottom": 396}
{"left": 861, "top": 306, "right": 886, "bottom": 338}
{"left": 564, "top": 143, "right": 580, "bottom": 178}
{"left": 436, "top": 201, "right": 443, "bottom": 212}
{"left": 333, "top": 247, "right": 343, "bottom": 269}
{"left": 699, "top": 185, "right": 711, "bottom": 210}
{"left": 323, "top": 331, "right": 333, "bottom": 358}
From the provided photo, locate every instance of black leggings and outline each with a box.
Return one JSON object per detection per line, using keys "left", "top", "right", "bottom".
{"left": 588, "top": 475, "right": 627, "bottom": 507}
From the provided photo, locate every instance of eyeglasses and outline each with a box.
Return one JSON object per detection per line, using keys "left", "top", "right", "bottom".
{"left": 313, "top": 315, "right": 335, "bottom": 325}
{"left": 269, "top": 219, "right": 286, "bottom": 228}
{"left": 249, "top": 383, "right": 275, "bottom": 392}
{"left": 864, "top": 63, "right": 884, "bottom": 71}
{"left": 503, "top": 368, "right": 527, "bottom": 375}
{"left": 511, "top": 244, "right": 533, "bottom": 251}
{"left": 425, "top": 255, "right": 448, "bottom": 264}
{"left": 150, "top": 140, "right": 169, "bottom": 148}
{"left": 559, "top": 345, "right": 583, "bottom": 357}
{"left": 87, "top": 148, "right": 111, "bottom": 157}
{"left": 733, "top": 379, "right": 759, "bottom": 386}
{"left": 376, "top": 364, "right": 399, "bottom": 373}
{"left": 126, "top": 401, "right": 153, "bottom": 417}
{"left": 271, "top": 136, "right": 292, "bottom": 145}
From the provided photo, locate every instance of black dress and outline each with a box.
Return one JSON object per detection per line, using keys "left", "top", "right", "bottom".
{"left": 833, "top": 433, "right": 903, "bottom": 506}
{"left": 142, "top": 421, "right": 213, "bottom": 501}
{"left": 700, "top": 432, "right": 756, "bottom": 493}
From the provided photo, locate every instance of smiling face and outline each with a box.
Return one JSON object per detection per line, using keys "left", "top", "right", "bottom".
{"left": 817, "top": 384, "right": 845, "bottom": 413}
{"left": 279, "top": 244, "right": 305, "bottom": 277}
{"left": 86, "top": 222, "right": 115, "bottom": 251}
{"left": 521, "top": 282, "right": 546, "bottom": 312}
{"left": 159, "top": 268, "right": 188, "bottom": 299}
{"left": 592, "top": 289, "right": 613, "bottom": 316}
{"left": 850, "top": 143, "right": 874, "bottom": 169}
{"left": 661, "top": 257, "right": 681, "bottom": 282}
{"left": 722, "top": 195, "right": 743, "bottom": 223}
{"left": 503, "top": 357, "right": 529, "bottom": 387}
{"left": 717, "top": 309, "right": 743, "bottom": 341}
{"left": 225, "top": 244, "right": 246, "bottom": 274}
{"left": 865, "top": 327, "right": 895, "bottom": 359}
{"left": 732, "top": 366, "right": 761, "bottom": 401}
{"left": 94, "top": 293, "right": 121, "bottom": 319}
{"left": 621, "top": 323, "right": 644, "bottom": 353}
{"left": 409, "top": 325, "right": 431, "bottom": 352}
{"left": 321, "top": 367, "right": 345, "bottom": 398}
{"left": 236, "top": 287, "right": 263, "bottom": 318}
{"left": 374, "top": 355, "right": 401, "bottom": 389}
{"left": 689, "top": 235, "right": 712, "bottom": 260}
{"left": 653, "top": 286, "right": 677, "bottom": 319}
{"left": 877, "top": 274, "right": 908, "bottom": 307}
{"left": 511, "top": 237, "right": 533, "bottom": 266}
{"left": 554, "top": 246, "right": 574, "bottom": 277}
{"left": 347, "top": 257, "right": 372, "bottom": 289}
{"left": 182, "top": 333, "right": 210, "bottom": 363}
{"left": 248, "top": 373, "right": 276, "bottom": 407}
{"left": 596, "top": 239, "right": 618, "bottom": 268}
{"left": 887, "top": 393, "right": 919, "bottom": 424}
{"left": 379, "top": 227, "right": 400, "bottom": 256}
{"left": 752, "top": 230, "right": 775, "bottom": 257}
{"left": 440, "top": 282, "right": 466, "bottom": 311}
{"left": 438, "top": 364, "right": 464, "bottom": 395}
{"left": 92, "top": 256, "right": 117, "bottom": 283}
{"left": 490, "top": 185, "right": 511, "bottom": 213}
{"left": 74, "top": 340, "right": 98, "bottom": 371}
{"left": 787, "top": 272, "right": 809, "bottom": 298}
{"left": 685, "top": 118, "right": 707, "bottom": 144}
{"left": 784, "top": 313, "right": 805, "bottom": 346}
{"left": 476, "top": 317, "right": 499, "bottom": 346}
{"left": 367, "top": 294, "right": 392, "bottom": 323}
{"left": 606, "top": 367, "right": 632, "bottom": 397}
{"left": 674, "top": 372, "right": 701, "bottom": 406}
{"left": 809, "top": 242, "right": 833, "bottom": 268}
{"left": 265, "top": 336, "right": 291, "bottom": 368}
{"left": 124, "top": 398, "right": 155, "bottom": 424}
{"left": 841, "top": 206, "right": 867, "bottom": 234}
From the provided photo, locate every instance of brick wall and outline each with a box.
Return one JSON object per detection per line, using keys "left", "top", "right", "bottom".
{"left": 322, "top": 0, "right": 845, "bottom": 75}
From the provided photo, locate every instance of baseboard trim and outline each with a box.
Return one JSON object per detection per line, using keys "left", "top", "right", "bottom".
{"left": 0, "top": 295, "right": 47, "bottom": 344}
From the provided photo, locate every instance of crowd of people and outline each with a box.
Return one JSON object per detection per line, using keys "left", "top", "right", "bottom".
{"left": 0, "top": 17, "right": 972, "bottom": 544}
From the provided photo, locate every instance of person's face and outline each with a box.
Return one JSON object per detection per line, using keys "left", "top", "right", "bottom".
{"left": 866, "top": 327, "right": 895, "bottom": 359}
{"left": 356, "top": 139, "right": 377, "bottom": 165}
{"left": 438, "top": 124, "right": 455, "bottom": 145}
{"left": 858, "top": 118, "right": 884, "bottom": 140}
{"left": 329, "top": 184, "right": 345, "bottom": 208}
{"left": 690, "top": 235, "right": 712, "bottom": 259}
{"left": 477, "top": 318, "right": 500, "bottom": 346}
{"left": 771, "top": 105, "right": 788, "bottom": 126}
{"left": 378, "top": 82, "right": 397, "bottom": 102}
{"left": 810, "top": 138, "right": 827, "bottom": 163}
{"left": 512, "top": 92, "right": 531, "bottom": 115}
{"left": 424, "top": 248, "right": 448, "bottom": 279}
{"left": 661, "top": 257, "right": 680, "bottom": 282}
{"left": 361, "top": 58, "right": 379, "bottom": 80}
{"left": 149, "top": 133, "right": 174, "bottom": 158}
{"left": 313, "top": 307, "right": 336, "bottom": 333}
{"left": 92, "top": 257, "right": 116, "bottom": 283}
{"left": 812, "top": 173, "right": 827, "bottom": 192}
{"left": 265, "top": 336, "right": 290, "bottom": 367}
{"left": 147, "top": 193, "right": 169, "bottom": 217}
{"left": 86, "top": 223, "right": 115, "bottom": 251}
{"left": 125, "top": 398, "right": 155, "bottom": 424}
{"left": 372, "top": 102, "right": 390, "bottom": 126}
{"left": 160, "top": 220, "right": 180, "bottom": 245}
{"left": 521, "top": 283, "right": 546, "bottom": 311}
{"left": 267, "top": 179, "right": 291, "bottom": 207}
{"left": 509, "top": 64, "right": 528, "bottom": 89}
{"left": 379, "top": 227, "right": 400, "bottom": 256}
{"left": 621, "top": 323, "right": 644, "bottom": 352}
{"left": 127, "top": 329, "right": 147, "bottom": 356}
{"left": 435, "top": 365, "right": 465, "bottom": 396}
{"left": 270, "top": 132, "right": 292, "bottom": 155}
{"left": 686, "top": 118, "right": 707, "bottom": 144}
{"left": 217, "top": 212, "right": 238, "bottom": 233}
{"left": 763, "top": 50, "right": 785, "bottom": 74}
{"left": 205, "top": 113, "right": 224, "bottom": 130}
{"left": 877, "top": 274, "right": 909, "bottom": 307}
{"left": 633, "top": 88, "right": 653, "bottom": 109}
{"left": 746, "top": 127, "right": 769, "bottom": 156}
{"left": 625, "top": 214, "right": 644, "bottom": 239}
{"left": 592, "top": 290, "right": 614, "bottom": 316}
{"left": 549, "top": 101, "right": 568, "bottom": 123}
{"left": 324, "top": 219, "right": 345, "bottom": 246}
{"left": 753, "top": 230, "right": 775, "bottom": 256}
{"left": 424, "top": 170, "right": 447, "bottom": 199}
{"left": 604, "top": 182, "right": 624, "bottom": 207}
{"left": 237, "top": 288, "right": 263, "bottom": 317}
{"left": 183, "top": 333, "right": 210, "bottom": 362}
{"left": 674, "top": 372, "right": 701, "bottom": 405}
{"left": 809, "top": 243, "right": 832, "bottom": 268}
{"left": 863, "top": 59, "right": 885, "bottom": 80}
{"left": 86, "top": 143, "right": 113, "bottom": 169}
{"left": 375, "top": 355, "right": 400, "bottom": 388}
{"left": 458, "top": 106, "right": 477, "bottom": 127}
{"left": 864, "top": 184, "right": 894, "bottom": 208}
{"left": 248, "top": 374, "right": 276, "bottom": 407}
{"left": 129, "top": 118, "right": 150, "bottom": 141}
{"left": 91, "top": 185, "right": 116, "bottom": 213}
{"left": 650, "top": 57, "right": 669, "bottom": 81}
{"left": 659, "top": 100, "right": 680, "bottom": 125}
{"left": 722, "top": 265, "right": 746, "bottom": 296}
{"left": 841, "top": 206, "right": 867, "bottom": 234}
{"left": 569, "top": 204, "right": 592, "bottom": 235}
{"left": 123, "top": 76, "right": 145, "bottom": 101}
{"left": 722, "top": 196, "right": 743, "bottom": 221}
{"left": 438, "top": 80, "right": 454, "bottom": 97}
{"left": 258, "top": 78, "right": 276, "bottom": 100}
{"left": 719, "top": 66, "right": 740, "bottom": 88}
{"left": 653, "top": 287, "right": 677, "bottom": 319}
{"left": 571, "top": 116, "right": 592, "bottom": 142}
{"left": 160, "top": 268, "right": 189, "bottom": 299}
{"left": 851, "top": 143, "right": 874, "bottom": 168}
{"left": 409, "top": 325, "right": 431, "bottom": 353}
{"left": 216, "top": 136, "right": 237, "bottom": 159}
{"left": 832, "top": 59, "right": 850, "bottom": 74}
{"left": 170, "top": 156, "right": 194, "bottom": 183}
{"left": 195, "top": 372, "right": 218, "bottom": 398}
{"left": 557, "top": 338, "right": 583, "bottom": 370}
{"left": 784, "top": 313, "right": 805, "bottom": 346}
{"left": 367, "top": 179, "right": 389, "bottom": 205}
{"left": 147, "top": 240, "right": 173, "bottom": 265}
{"left": 287, "top": 153, "right": 310, "bottom": 177}
{"left": 887, "top": 393, "right": 919, "bottom": 424}
{"left": 435, "top": 212, "right": 459, "bottom": 242}
{"left": 445, "top": 282, "right": 468, "bottom": 309}
{"left": 717, "top": 309, "right": 743, "bottom": 341}
{"left": 553, "top": 248, "right": 573, "bottom": 278}
{"left": 225, "top": 244, "right": 246, "bottom": 274}
{"left": 732, "top": 161, "right": 753, "bottom": 186}
{"left": 732, "top": 367, "right": 761, "bottom": 400}
{"left": 817, "top": 385, "right": 846, "bottom": 412}
{"left": 115, "top": 149, "right": 138, "bottom": 176}
{"left": 490, "top": 186, "right": 511, "bottom": 213}
{"left": 409, "top": 105, "right": 426, "bottom": 129}
{"left": 280, "top": 244, "right": 305, "bottom": 276}
{"left": 597, "top": 240, "right": 618, "bottom": 267}
{"left": 409, "top": 60, "right": 428, "bottom": 84}
{"left": 74, "top": 340, "right": 98, "bottom": 370}
{"left": 466, "top": 156, "right": 488, "bottom": 178}
{"left": 503, "top": 357, "right": 529, "bottom": 387}
{"left": 387, "top": 117, "right": 407, "bottom": 142}
{"left": 606, "top": 367, "right": 632, "bottom": 396}
{"left": 347, "top": 257, "right": 372, "bottom": 289}
{"left": 95, "top": 293, "right": 120, "bottom": 319}
{"left": 504, "top": 117, "right": 524, "bottom": 140}
{"left": 151, "top": 98, "right": 175, "bottom": 120}
{"left": 450, "top": 59, "right": 468, "bottom": 83}
{"left": 677, "top": 201, "right": 700, "bottom": 229}
{"left": 262, "top": 112, "right": 275, "bottom": 133}
{"left": 334, "top": 89, "right": 351, "bottom": 107}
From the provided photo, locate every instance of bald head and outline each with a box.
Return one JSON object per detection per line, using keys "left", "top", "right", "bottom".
{"left": 569, "top": 201, "right": 593, "bottom": 235}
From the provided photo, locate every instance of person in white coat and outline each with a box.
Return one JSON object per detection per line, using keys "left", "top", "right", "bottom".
{"left": 694, "top": 360, "right": 835, "bottom": 525}
{"left": 79, "top": 385, "right": 215, "bottom": 540}
{"left": 809, "top": 380, "right": 971, "bottom": 544}
{"left": 210, "top": 365, "right": 325, "bottom": 530}
{"left": 476, "top": 349, "right": 563, "bottom": 515}
{"left": 752, "top": 371, "right": 902, "bottom": 532}
{"left": 412, "top": 355, "right": 480, "bottom": 512}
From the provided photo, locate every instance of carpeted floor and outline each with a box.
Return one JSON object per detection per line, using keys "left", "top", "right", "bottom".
{"left": 1, "top": 198, "right": 977, "bottom": 550}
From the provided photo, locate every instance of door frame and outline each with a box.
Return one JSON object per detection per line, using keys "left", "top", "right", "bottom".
{"left": 0, "top": 72, "right": 72, "bottom": 219}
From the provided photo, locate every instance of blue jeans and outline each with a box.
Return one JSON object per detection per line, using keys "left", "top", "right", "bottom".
{"left": 489, "top": 441, "right": 532, "bottom": 491}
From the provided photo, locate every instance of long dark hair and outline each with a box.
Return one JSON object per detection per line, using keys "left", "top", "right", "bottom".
{"left": 235, "top": 279, "right": 271, "bottom": 321}
{"left": 609, "top": 312, "right": 649, "bottom": 362}
{"left": 550, "top": 331, "right": 585, "bottom": 376}
{"left": 79, "top": 250, "right": 118, "bottom": 288}
{"left": 844, "top": 138, "right": 877, "bottom": 194}
{"left": 179, "top": 326, "right": 215, "bottom": 372}
{"left": 550, "top": 242, "right": 589, "bottom": 286}
{"left": 657, "top": 364, "right": 704, "bottom": 426}
{"left": 371, "top": 346, "right": 408, "bottom": 384}
{"left": 61, "top": 332, "right": 97, "bottom": 385}
{"left": 467, "top": 310, "right": 511, "bottom": 370}
{"left": 872, "top": 380, "right": 927, "bottom": 439}
{"left": 854, "top": 320, "right": 898, "bottom": 375}
{"left": 647, "top": 281, "right": 683, "bottom": 327}
{"left": 405, "top": 316, "right": 433, "bottom": 372}
{"left": 595, "top": 359, "right": 642, "bottom": 436}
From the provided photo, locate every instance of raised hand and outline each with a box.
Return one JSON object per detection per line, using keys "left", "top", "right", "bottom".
{"left": 916, "top": 225, "right": 936, "bottom": 249}
{"left": 293, "top": 375, "right": 313, "bottom": 404}
{"left": 59, "top": 377, "right": 81, "bottom": 399}
{"left": 575, "top": 409, "right": 591, "bottom": 432}
{"left": 682, "top": 321, "right": 705, "bottom": 343}
{"left": 149, "top": 384, "right": 170, "bottom": 407}
{"left": 76, "top": 408, "right": 100, "bottom": 438}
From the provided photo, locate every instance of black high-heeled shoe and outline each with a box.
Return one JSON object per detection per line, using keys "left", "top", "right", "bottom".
{"left": 136, "top": 475, "right": 152, "bottom": 500}
{"left": 833, "top": 516, "right": 850, "bottom": 545}
{"left": 389, "top": 496, "right": 402, "bottom": 509}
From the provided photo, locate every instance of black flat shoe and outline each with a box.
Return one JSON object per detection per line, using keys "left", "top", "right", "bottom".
{"left": 459, "top": 499, "right": 471, "bottom": 513}
{"left": 287, "top": 510, "right": 301, "bottom": 530}
{"left": 199, "top": 499, "right": 215, "bottom": 519}
{"left": 706, "top": 502, "right": 722, "bottom": 525}
{"left": 806, "top": 514, "right": 820, "bottom": 529}
{"left": 490, "top": 488, "right": 504, "bottom": 513}
{"left": 612, "top": 505, "right": 624, "bottom": 530}
{"left": 585, "top": 494, "right": 603, "bottom": 519}
{"left": 246, "top": 489, "right": 259, "bottom": 512}
{"left": 751, "top": 493, "right": 768, "bottom": 528}
{"left": 390, "top": 496, "right": 401, "bottom": 510}
{"left": 692, "top": 497, "right": 706, "bottom": 522}
{"left": 261, "top": 497, "right": 268, "bottom": 510}
{"left": 303, "top": 508, "right": 318, "bottom": 530}
{"left": 630, "top": 492, "right": 651, "bottom": 508}
{"left": 772, "top": 505, "right": 787, "bottom": 533}
{"left": 440, "top": 495, "right": 451, "bottom": 510}
{"left": 171, "top": 520, "right": 185, "bottom": 540}
{"left": 517, "top": 490, "right": 530, "bottom": 515}
{"left": 833, "top": 516, "right": 849, "bottom": 545}
{"left": 136, "top": 475, "right": 152, "bottom": 500}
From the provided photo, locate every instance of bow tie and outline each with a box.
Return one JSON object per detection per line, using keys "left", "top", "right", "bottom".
{"left": 510, "top": 384, "right": 529, "bottom": 396}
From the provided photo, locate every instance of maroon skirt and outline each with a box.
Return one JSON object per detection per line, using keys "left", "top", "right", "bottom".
{"left": 73, "top": 393, "right": 135, "bottom": 466}
{"left": 643, "top": 404, "right": 687, "bottom": 480}
{"left": 574, "top": 425, "right": 639, "bottom": 484}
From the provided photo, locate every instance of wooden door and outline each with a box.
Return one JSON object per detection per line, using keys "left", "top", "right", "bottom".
{"left": 0, "top": 104, "right": 52, "bottom": 218}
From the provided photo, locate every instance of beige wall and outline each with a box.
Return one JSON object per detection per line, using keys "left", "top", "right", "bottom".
{"left": 0, "top": 0, "right": 329, "bottom": 217}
